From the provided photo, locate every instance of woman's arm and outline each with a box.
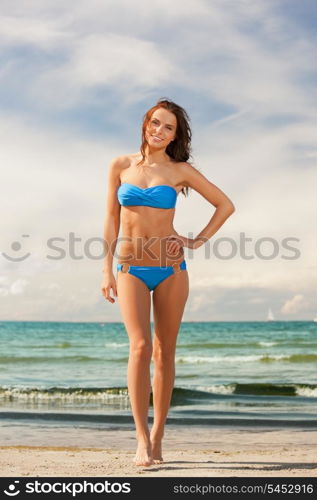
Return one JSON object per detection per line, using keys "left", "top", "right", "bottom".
{"left": 182, "top": 162, "right": 235, "bottom": 249}
{"left": 102, "top": 156, "right": 122, "bottom": 274}
{"left": 167, "top": 162, "right": 235, "bottom": 254}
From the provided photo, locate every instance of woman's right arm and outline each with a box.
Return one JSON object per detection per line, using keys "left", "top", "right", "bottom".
{"left": 101, "top": 156, "right": 122, "bottom": 303}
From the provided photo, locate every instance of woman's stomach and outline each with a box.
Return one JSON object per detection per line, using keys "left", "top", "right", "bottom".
{"left": 117, "top": 209, "right": 184, "bottom": 266}
{"left": 117, "top": 237, "right": 184, "bottom": 266}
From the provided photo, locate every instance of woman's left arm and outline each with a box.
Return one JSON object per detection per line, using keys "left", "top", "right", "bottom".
{"left": 168, "top": 162, "right": 235, "bottom": 254}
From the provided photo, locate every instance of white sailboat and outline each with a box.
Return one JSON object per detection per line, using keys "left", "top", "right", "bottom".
{"left": 313, "top": 317, "right": 317, "bottom": 323}
{"left": 267, "top": 307, "right": 274, "bottom": 321}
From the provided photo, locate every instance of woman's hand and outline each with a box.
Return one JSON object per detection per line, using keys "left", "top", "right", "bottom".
{"left": 101, "top": 271, "right": 118, "bottom": 303}
{"left": 166, "top": 233, "right": 204, "bottom": 255}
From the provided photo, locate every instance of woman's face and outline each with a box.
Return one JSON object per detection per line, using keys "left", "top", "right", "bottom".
{"left": 145, "top": 108, "right": 177, "bottom": 149}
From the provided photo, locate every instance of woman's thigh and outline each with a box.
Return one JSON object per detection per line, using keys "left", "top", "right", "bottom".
{"left": 152, "top": 269, "right": 189, "bottom": 350}
{"left": 116, "top": 271, "right": 152, "bottom": 346}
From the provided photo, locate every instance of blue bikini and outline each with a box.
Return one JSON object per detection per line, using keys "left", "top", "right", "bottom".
{"left": 117, "top": 182, "right": 177, "bottom": 209}
{"left": 116, "top": 182, "right": 187, "bottom": 291}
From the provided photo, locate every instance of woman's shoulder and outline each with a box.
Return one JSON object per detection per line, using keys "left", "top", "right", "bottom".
{"left": 172, "top": 160, "right": 196, "bottom": 177}
{"left": 176, "top": 160, "right": 195, "bottom": 169}
{"left": 172, "top": 161, "right": 203, "bottom": 190}
{"left": 108, "top": 154, "right": 135, "bottom": 178}
{"left": 109, "top": 154, "right": 132, "bottom": 168}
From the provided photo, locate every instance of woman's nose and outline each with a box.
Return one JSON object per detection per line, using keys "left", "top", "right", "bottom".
{"left": 154, "top": 125, "right": 164, "bottom": 134}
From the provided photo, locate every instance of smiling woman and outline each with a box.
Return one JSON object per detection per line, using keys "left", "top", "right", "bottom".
{"left": 101, "top": 97, "right": 235, "bottom": 467}
{"left": 137, "top": 101, "right": 192, "bottom": 198}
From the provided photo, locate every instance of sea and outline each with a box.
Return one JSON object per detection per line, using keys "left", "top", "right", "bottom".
{"left": 1, "top": 320, "right": 317, "bottom": 446}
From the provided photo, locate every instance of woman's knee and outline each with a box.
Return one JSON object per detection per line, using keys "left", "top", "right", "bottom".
{"left": 152, "top": 342, "right": 176, "bottom": 367}
{"left": 129, "top": 337, "right": 152, "bottom": 362}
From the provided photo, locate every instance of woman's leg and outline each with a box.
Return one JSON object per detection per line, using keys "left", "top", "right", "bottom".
{"left": 151, "top": 269, "right": 189, "bottom": 462}
{"left": 116, "top": 271, "right": 153, "bottom": 466}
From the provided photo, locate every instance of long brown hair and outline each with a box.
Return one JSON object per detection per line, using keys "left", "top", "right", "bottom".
{"left": 137, "top": 98, "right": 193, "bottom": 197}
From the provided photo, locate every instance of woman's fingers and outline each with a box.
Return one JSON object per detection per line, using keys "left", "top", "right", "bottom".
{"left": 106, "top": 288, "right": 115, "bottom": 303}
{"left": 101, "top": 284, "right": 116, "bottom": 303}
{"left": 167, "top": 235, "right": 185, "bottom": 250}
{"left": 167, "top": 238, "right": 183, "bottom": 255}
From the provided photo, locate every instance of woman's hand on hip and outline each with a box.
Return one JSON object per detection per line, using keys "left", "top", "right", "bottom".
{"left": 166, "top": 233, "right": 203, "bottom": 255}
{"left": 101, "top": 271, "right": 118, "bottom": 303}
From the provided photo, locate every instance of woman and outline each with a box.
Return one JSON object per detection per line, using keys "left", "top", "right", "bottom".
{"left": 101, "top": 98, "right": 235, "bottom": 467}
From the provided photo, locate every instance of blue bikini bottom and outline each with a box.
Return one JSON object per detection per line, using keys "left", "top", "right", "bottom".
{"left": 117, "top": 260, "right": 187, "bottom": 291}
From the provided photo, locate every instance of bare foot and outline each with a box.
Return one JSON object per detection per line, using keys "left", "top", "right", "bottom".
{"left": 151, "top": 438, "right": 163, "bottom": 464}
{"left": 132, "top": 442, "right": 153, "bottom": 467}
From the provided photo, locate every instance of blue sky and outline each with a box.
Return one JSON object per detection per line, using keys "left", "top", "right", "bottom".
{"left": 0, "top": 0, "right": 316, "bottom": 321}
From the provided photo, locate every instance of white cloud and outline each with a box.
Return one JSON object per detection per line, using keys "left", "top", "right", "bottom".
{"left": 0, "top": 15, "right": 68, "bottom": 47}
{"left": 281, "top": 294, "right": 305, "bottom": 314}
{"left": 10, "top": 279, "right": 29, "bottom": 295}
{"left": 46, "top": 283, "right": 61, "bottom": 291}
{"left": 188, "top": 293, "right": 213, "bottom": 313}
{"left": 31, "top": 34, "right": 174, "bottom": 108}
{"left": 2, "top": 0, "right": 315, "bottom": 116}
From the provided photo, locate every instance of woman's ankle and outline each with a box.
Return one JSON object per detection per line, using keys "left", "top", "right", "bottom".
{"left": 136, "top": 431, "right": 151, "bottom": 445}
{"left": 150, "top": 428, "right": 164, "bottom": 442}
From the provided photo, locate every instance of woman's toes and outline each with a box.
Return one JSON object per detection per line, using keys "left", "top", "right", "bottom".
{"left": 133, "top": 455, "right": 153, "bottom": 467}
{"left": 133, "top": 444, "right": 153, "bottom": 467}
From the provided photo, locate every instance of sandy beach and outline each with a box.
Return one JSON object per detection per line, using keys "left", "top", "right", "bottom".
{"left": 1, "top": 427, "right": 316, "bottom": 477}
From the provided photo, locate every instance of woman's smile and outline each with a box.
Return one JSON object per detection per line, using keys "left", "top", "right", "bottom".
{"left": 151, "top": 135, "right": 164, "bottom": 142}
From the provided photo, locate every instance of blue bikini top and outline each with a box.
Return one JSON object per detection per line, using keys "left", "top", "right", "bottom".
{"left": 117, "top": 182, "right": 177, "bottom": 209}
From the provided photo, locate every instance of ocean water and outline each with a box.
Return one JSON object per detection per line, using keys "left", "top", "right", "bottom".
{"left": 1, "top": 320, "right": 317, "bottom": 437}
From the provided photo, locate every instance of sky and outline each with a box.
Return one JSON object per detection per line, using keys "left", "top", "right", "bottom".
{"left": 0, "top": 0, "right": 316, "bottom": 322}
